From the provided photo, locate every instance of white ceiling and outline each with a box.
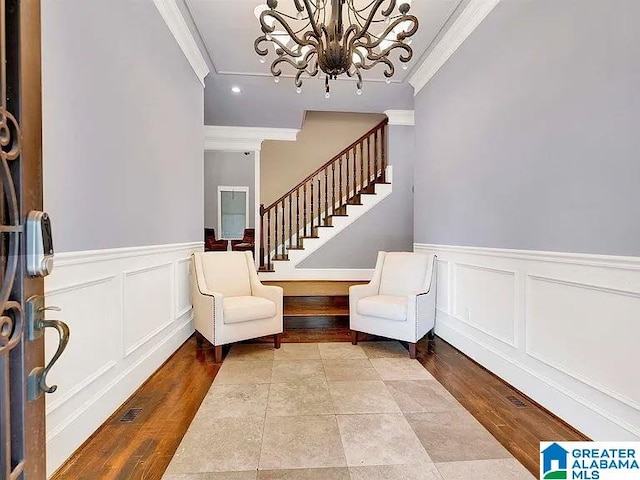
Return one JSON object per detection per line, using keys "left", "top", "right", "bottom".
{"left": 186, "top": 0, "right": 463, "bottom": 84}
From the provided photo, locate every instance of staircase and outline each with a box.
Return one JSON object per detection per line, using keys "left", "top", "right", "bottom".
{"left": 259, "top": 119, "right": 391, "bottom": 278}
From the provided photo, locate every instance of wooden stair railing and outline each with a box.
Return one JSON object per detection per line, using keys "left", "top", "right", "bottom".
{"left": 259, "top": 119, "right": 388, "bottom": 271}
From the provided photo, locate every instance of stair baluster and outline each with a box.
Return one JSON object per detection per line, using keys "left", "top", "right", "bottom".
{"left": 267, "top": 209, "right": 272, "bottom": 270}
{"left": 260, "top": 204, "right": 265, "bottom": 268}
{"left": 373, "top": 129, "right": 378, "bottom": 182}
{"left": 339, "top": 156, "right": 343, "bottom": 213}
{"left": 303, "top": 183, "right": 307, "bottom": 239}
{"left": 296, "top": 189, "right": 300, "bottom": 247}
{"left": 352, "top": 147, "right": 357, "bottom": 199}
{"left": 310, "top": 180, "right": 315, "bottom": 234}
{"left": 360, "top": 141, "right": 364, "bottom": 192}
{"left": 367, "top": 136, "right": 371, "bottom": 187}
{"left": 331, "top": 163, "right": 336, "bottom": 216}
{"left": 317, "top": 178, "right": 322, "bottom": 232}
{"left": 288, "top": 193, "right": 293, "bottom": 250}
{"left": 380, "top": 125, "right": 387, "bottom": 182}
{"left": 281, "top": 200, "right": 285, "bottom": 258}
{"left": 345, "top": 151, "right": 350, "bottom": 200}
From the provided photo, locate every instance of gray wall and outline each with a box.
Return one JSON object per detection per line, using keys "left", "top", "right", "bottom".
{"left": 204, "top": 151, "right": 256, "bottom": 231}
{"left": 300, "top": 125, "right": 415, "bottom": 269}
{"left": 42, "top": 0, "right": 204, "bottom": 252}
{"left": 414, "top": 0, "right": 640, "bottom": 256}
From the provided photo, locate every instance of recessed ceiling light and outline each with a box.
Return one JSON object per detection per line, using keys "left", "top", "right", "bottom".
{"left": 231, "top": 86, "right": 242, "bottom": 94}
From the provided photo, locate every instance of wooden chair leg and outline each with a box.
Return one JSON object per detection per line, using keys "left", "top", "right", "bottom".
{"left": 409, "top": 342, "right": 417, "bottom": 359}
{"left": 351, "top": 330, "right": 358, "bottom": 345}
{"left": 213, "top": 345, "right": 223, "bottom": 364}
{"left": 274, "top": 333, "right": 281, "bottom": 349}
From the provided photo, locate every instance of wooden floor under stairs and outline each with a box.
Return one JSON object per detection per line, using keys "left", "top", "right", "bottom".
{"left": 261, "top": 281, "right": 368, "bottom": 342}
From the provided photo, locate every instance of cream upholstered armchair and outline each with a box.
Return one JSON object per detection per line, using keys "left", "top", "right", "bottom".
{"left": 190, "top": 251, "right": 283, "bottom": 363}
{"left": 350, "top": 252, "right": 437, "bottom": 359}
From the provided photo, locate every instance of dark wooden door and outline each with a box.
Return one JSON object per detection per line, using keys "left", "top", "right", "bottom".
{"left": 1, "top": 0, "right": 46, "bottom": 478}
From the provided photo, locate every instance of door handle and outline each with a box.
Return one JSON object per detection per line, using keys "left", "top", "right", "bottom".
{"left": 28, "top": 319, "right": 70, "bottom": 399}
{"left": 26, "top": 295, "right": 71, "bottom": 401}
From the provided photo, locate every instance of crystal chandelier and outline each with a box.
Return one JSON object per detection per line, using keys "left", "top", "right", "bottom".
{"left": 254, "top": 0, "right": 418, "bottom": 97}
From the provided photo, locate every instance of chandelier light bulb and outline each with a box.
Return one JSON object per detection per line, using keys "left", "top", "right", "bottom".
{"left": 259, "top": 57, "right": 266, "bottom": 63}
{"left": 274, "top": 76, "right": 280, "bottom": 83}
{"left": 386, "top": 78, "right": 391, "bottom": 84}
{"left": 402, "top": 63, "right": 408, "bottom": 70}
{"left": 385, "top": 15, "right": 390, "bottom": 25}
{"left": 296, "top": 87, "right": 302, "bottom": 94}
{"left": 266, "top": 32, "right": 272, "bottom": 40}
{"left": 325, "top": 92, "right": 330, "bottom": 99}
{"left": 356, "top": 89, "right": 362, "bottom": 96}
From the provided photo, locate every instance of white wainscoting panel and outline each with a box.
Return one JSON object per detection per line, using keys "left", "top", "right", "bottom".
{"left": 123, "top": 262, "right": 174, "bottom": 357}
{"left": 414, "top": 243, "right": 640, "bottom": 442}
{"left": 44, "top": 242, "right": 202, "bottom": 476}
{"left": 453, "top": 263, "right": 516, "bottom": 347}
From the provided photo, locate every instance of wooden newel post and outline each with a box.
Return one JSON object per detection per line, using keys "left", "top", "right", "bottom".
{"left": 259, "top": 204, "right": 265, "bottom": 268}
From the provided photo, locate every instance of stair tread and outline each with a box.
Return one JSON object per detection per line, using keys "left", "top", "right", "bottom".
{"left": 272, "top": 255, "right": 289, "bottom": 261}
{"left": 284, "top": 307, "right": 349, "bottom": 317}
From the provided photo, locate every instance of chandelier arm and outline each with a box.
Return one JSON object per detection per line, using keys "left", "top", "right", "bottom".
{"left": 300, "top": 0, "right": 323, "bottom": 37}
{"left": 367, "top": 41, "right": 413, "bottom": 62}
{"left": 346, "top": 65, "right": 364, "bottom": 90}
{"left": 265, "top": 10, "right": 321, "bottom": 47}
{"left": 271, "top": 56, "right": 300, "bottom": 77}
{"left": 294, "top": 54, "right": 319, "bottom": 87}
{"left": 273, "top": 37, "right": 313, "bottom": 58}
{"left": 357, "top": 55, "right": 395, "bottom": 78}
{"left": 350, "top": 0, "right": 395, "bottom": 42}
{"left": 255, "top": 35, "right": 270, "bottom": 56}
{"left": 380, "top": 0, "right": 397, "bottom": 18}
{"left": 355, "top": 69, "right": 363, "bottom": 89}
{"left": 353, "top": 14, "right": 417, "bottom": 49}
{"left": 272, "top": 53, "right": 318, "bottom": 78}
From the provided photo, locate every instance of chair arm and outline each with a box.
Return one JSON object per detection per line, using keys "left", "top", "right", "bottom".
{"left": 349, "top": 283, "right": 378, "bottom": 314}
{"left": 252, "top": 284, "right": 283, "bottom": 307}
{"left": 350, "top": 283, "right": 378, "bottom": 300}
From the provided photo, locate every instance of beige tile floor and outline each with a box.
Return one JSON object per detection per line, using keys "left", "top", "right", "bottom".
{"left": 164, "top": 342, "right": 535, "bottom": 480}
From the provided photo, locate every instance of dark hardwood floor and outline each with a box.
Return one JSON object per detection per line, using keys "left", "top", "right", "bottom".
{"left": 51, "top": 329, "right": 588, "bottom": 479}
{"left": 50, "top": 336, "right": 220, "bottom": 480}
{"left": 416, "top": 336, "right": 589, "bottom": 474}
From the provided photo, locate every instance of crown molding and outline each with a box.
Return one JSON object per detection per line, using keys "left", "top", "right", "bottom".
{"left": 409, "top": 0, "right": 501, "bottom": 95}
{"left": 204, "top": 126, "right": 299, "bottom": 152}
{"left": 153, "top": 0, "right": 210, "bottom": 86}
{"left": 384, "top": 110, "right": 415, "bottom": 126}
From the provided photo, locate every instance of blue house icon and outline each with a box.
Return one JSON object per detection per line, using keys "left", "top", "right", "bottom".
{"left": 542, "top": 443, "right": 569, "bottom": 473}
